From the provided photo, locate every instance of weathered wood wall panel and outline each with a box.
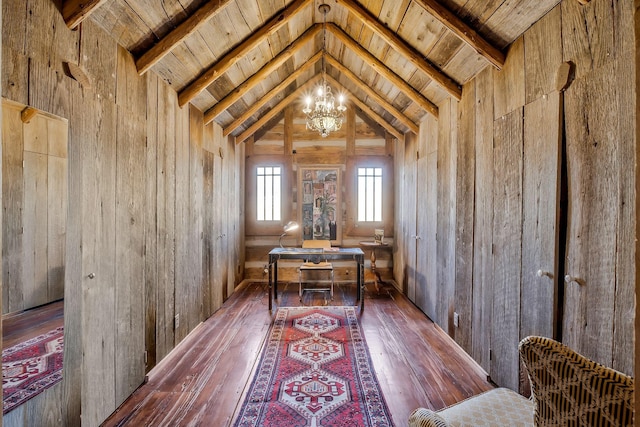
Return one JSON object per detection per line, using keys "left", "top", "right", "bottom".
{"left": 400, "top": 0, "right": 635, "bottom": 391}
{"left": 453, "top": 81, "right": 475, "bottom": 350}
{"left": 560, "top": 0, "right": 634, "bottom": 375}
{"left": 2, "top": 103, "right": 68, "bottom": 314}
{"left": 612, "top": 0, "right": 635, "bottom": 376}
{"left": 404, "top": 133, "right": 417, "bottom": 302}
{"left": 635, "top": 1, "right": 640, "bottom": 418}
{"left": 414, "top": 116, "right": 437, "bottom": 321}
{"left": 392, "top": 132, "right": 405, "bottom": 290}
{"left": 520, "top": 93, "right": 561, "bottom": 341}
{"left": 153, "top": 77, "right": 177, "bottom": 363}
{"left": 436, "top": 99, "right": 456, "bottom": 330}
{"left": 493, "top": 36, "right": 524, "bottom": 120}
{"left": 563, "top": 63, "right": 625, "bottom": 370}
{"left": 114, "top": 106, "right": 146, "bottom": 406}
{"left": 187, "top": 104, "right": 204, "bottom": 332}
{"left": 491, "top": 108, "right": 523, "bottom": 391}
{"left": 202, "top": 144, "right": 215, "bottom": 318}
{"left": 226, "top": 136, "right": 238, "bottom": 297}
{"left": 79, "top": 88, "right": 118, "bottom": 427}
{"left": 144, "top": 73, "right": 159, "bottom": 372}
{"left": 470, "top": 66, "right": 494, "bottom": 372}
{"left": 1, "top": 0, "right": 242, "bottom": 424}
{"left": 524, "top": 6, "right": 562, "bottom": 104}
{"left": 22, "top": 149, "right": 48, "bottom": 308}
{"left": 2, "top": 103, "right": 24, "bottom": 313}
{"left": 213, "top": 127, "right": 227, "bottom": 301}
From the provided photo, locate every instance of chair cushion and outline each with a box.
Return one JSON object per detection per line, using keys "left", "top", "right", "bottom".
{"left": 519, "top": 336, "right": 634, "bottom": 427}
{"left": 437, "top": 388, "right": 533, "bottom": 427}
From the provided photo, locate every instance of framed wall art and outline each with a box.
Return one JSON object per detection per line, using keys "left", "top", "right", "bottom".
{"left": 298, "top": 167, "right": 341, "bottom": 245}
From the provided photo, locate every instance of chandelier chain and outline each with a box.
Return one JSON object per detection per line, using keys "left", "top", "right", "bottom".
{"left": 302, "top": 4, "right": 347, "bottom": 138}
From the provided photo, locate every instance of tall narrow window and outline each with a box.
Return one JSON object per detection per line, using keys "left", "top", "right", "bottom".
{"left": 257, "top": 166, "right": 281, "bottom": 221}
{"left": 357, "top": 167, "right": 382, "bottom": 222}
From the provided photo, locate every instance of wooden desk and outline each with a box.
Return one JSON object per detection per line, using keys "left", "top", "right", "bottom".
{"left": 359, "top": 241, "right": 390, "bottom": 293}
{"left": 268, "top": 247, "right": 365, "bottom": 311}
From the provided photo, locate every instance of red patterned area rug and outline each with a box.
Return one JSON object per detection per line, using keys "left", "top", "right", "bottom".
{"left": 233, "top": 306, "right": 394, "bottom": 427}
{"left": 2, "top": 326, "right": 64, "bottom": 414}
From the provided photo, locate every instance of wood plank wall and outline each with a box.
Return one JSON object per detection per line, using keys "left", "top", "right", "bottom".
{"left": 399, "top": 0, "right": 635, "bottom": 391}
{"left": 2, "top": 102, "right": 68, "bottom": 315}
{"left": 1, "top": 0, "right": 242, "bottom": 425}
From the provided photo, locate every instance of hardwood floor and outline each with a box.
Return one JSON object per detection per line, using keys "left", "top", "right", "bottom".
{"left": 101, "top": 282, "right": 493, "bottom": 426}
{"left": 2, "top": 300, "right": 64, "bottom": 349}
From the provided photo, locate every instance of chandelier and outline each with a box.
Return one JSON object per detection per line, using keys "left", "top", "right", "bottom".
{"left": 302, "top": 4, "right": 346, "bottom": 138}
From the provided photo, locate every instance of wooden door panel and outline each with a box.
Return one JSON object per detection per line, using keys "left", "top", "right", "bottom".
{"left": 563, "top": 62, "right": 622, "bottom": 369}
{"left": 404, "top": 134, "right": 417, "bottom": 303}
{"left": 521, "top": 92, "right": 561, "bottom": 339}
{"left": 491, "top": 107, "right": 524, "bottom": 390}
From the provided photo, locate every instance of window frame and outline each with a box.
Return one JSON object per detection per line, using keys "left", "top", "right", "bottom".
{"left": 245, "top": 156, "right": 292, "bottom": 236}
{"left": 345, "top": 157, "right": 394, "bottom": 238}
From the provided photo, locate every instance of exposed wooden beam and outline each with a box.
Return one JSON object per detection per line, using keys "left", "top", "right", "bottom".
{"left": 340, "top": 0, "right": 462, "bottom": 100}
{"left": 204, "top": 24, "right": 321, "bottom": 124}
{"left": 413, "top": 0, "right": 504, "bottom": 70}
{"left": 324, "top": 75, "right": 405, "bottom": 141}
{"left": 178, "top": 0, "right": 310, "bottom": 107}
{"left": 221, "top": 52, "right": 322, "bottom": 132}
{"left": 234, "top": 75, "right": 323, "bottom": 144}
{"left": 136, "top": 0, "right": 234, "bottom": 75}
{"left": 325, "top": 54, "right": 419, "bottom": 134}
{"left": 63, "top": 0, "right": 110, "bottom": 29}
{"left": 327, "top": 23, "right": 438, "bottom": 118}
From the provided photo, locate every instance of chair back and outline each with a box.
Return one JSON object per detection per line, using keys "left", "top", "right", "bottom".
{"left": 519, "top": 336, "right": 634, "bottom": 427}
{"left": 302, "top": 239, "right": 331, "bottom": 249}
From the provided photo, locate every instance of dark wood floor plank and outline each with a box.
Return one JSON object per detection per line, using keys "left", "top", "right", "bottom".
{"left": 2, "top": 300, "right": 64, "bottom": 348}
{"left": 102, "top": 282, "right": 494, "bottom": 426}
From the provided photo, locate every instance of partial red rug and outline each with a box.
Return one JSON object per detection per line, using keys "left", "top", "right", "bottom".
{"left": 234, "top": 306, "right": 394, "bottom": 426}
{"left": 2, "top": 326, "right": 64, "bottom": 413}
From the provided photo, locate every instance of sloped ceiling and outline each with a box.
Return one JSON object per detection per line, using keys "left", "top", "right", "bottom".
{"left": 62, "top": 0, "right": 562, "bottom": 142}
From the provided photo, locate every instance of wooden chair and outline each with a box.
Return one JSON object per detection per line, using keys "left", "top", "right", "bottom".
{"left": 299, "top": 240, "right": 334, "bottom": 302}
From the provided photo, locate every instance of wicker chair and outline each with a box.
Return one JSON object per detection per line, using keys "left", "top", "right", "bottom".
{"left": 408, "top": 336, "right": 634, "bottom": 427}
{"left": 519, "top": 335, "right": 634, "bottom": 426}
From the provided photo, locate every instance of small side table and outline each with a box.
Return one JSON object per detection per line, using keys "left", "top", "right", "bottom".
{"left": 359, "top": 241, "right": 389, "bottom": 293}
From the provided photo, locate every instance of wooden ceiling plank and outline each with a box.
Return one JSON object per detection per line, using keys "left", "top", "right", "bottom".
{"left": 178, "top": 0, "right": 311, "bottom": 107}
{"left": 325, "top": 55, "right": 419, "bottom": 134}
{"left": 136, "top": 0, "right": 235, "bottom": 75}
{"left": 340, "top": 0, "right": 462, "bottom": 100}
{"left": 218, "top": 51, "right": 321, "bottom": 130}
{"left": 413, "top": 0, "right": 505, "bottom": 70}
{"left": 204, "top": 24, "right": 321, "bottom": 123}
{"left": 63, "top": 0, "right": 111, "bottom": 29}
{"left": 328, "top": 23, "right": 438, "bottom": 118}
{"left": 234, "top": 75, "right": 323, "bottom": 143}
{"left": 324, "top": 75, "right": 405, "bottom": 141}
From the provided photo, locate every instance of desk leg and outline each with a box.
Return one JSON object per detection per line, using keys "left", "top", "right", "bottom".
{"left": 360, "top": 261, "right": 365, "bottom": 311}
{"left": 274, "top": 260, "right": 278, "bottom": 300}
{"left": 356, "top": 260, "right": 361, "bottom": 302}
{"left": 268, "top": 261, "right": 273, "bottom": 311}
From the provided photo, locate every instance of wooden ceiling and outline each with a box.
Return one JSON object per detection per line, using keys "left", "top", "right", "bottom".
{"left": 62, "top": 0, "right": 562, "bottom": 142}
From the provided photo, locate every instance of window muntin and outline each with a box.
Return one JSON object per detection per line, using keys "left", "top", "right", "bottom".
{"left": 357, "top": 167, "right": 382, "bottom": 222}
{"left": 256, "top": 166, "right": 281, "bottom": 221}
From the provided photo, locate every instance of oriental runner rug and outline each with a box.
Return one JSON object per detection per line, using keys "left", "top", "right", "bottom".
{"left": 2, "top": 326, "right": 64, "bottom": 414}
{"left": 234, "top": 306, "right": 394, "bottom": 427}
